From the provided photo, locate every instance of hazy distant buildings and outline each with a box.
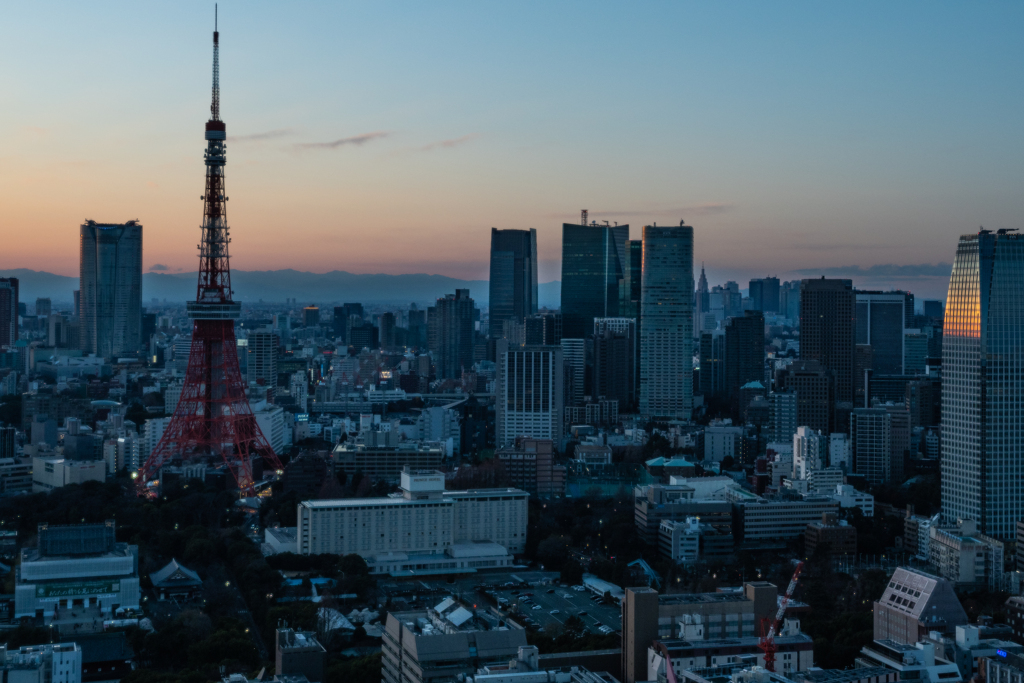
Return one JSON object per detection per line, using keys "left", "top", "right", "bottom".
{"left": 0, "top": 278, "right": 17, "bottom": 348}
{"left": 560, "top": 219, "right": 629, "bottom": 338}
{"left": 488, "top": 228, "right": 538, "bottom": 337}
{"left": 942, "top": 229, "right": 1024, "bottom": 539}
{"left": 495, "top": 340, "right": 564, "bottom": 447}
{"left": 800, "top": 278, "right": 855, "bottom": 408}
{"left": 79, "top": 220, "right": 142, "bottom": 357}
{"left": 749, "top": 277, "right": 780, "bottom": 313}
{"left": 640, "top": 223, "right": 693, "bottom": 418}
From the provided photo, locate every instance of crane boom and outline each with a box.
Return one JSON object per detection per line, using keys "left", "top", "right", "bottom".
{"left": 759, "top": 561, "right": 804, "bottom": 671}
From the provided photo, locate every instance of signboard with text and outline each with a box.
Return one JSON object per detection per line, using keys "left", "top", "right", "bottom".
{"left": 35, "top": 581, "right": 120, "bottom": 599}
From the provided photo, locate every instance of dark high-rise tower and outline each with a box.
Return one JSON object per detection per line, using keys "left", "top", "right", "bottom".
{"left": 800, "top": 278, "right": 855, "bottom": 410}
{"left": 560, "top": 218, "right": 629, "bottom": 339}
{"left": 140, "top": 17, "right": 281, "bottom": 494}
{"left": 725, "top": 310, "right": 765, "bottom": 415}
{"left": 488, "top": 228, "right": 538, "bottom": 337}
{"left": 79, "top": 220, "right": 143, "bottom": 357}
{"left": 0, "top": 278, "right": 17, "bottom": 348}
{"left": 430, "top": 290, "right": 476, "bottom": 379}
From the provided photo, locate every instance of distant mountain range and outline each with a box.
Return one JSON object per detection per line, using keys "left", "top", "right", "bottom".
{"left": 0, "top": 268, "right": 562, "bottom": 309}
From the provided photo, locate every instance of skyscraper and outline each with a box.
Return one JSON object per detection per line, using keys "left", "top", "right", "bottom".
{"left": 430, "top": 290, "right": 476, "bottom": 379}
{"left": 247, "top": 328, "right": 279, "bottom": 388}
{"left": 942, "top": 229, "right": 1024, "bottom": 539}
{"left": 855, "top": 291, "right": 909, "bottom": 375}
{"left": 560, "top": 219, "right": 629, "bottom": 339}
{"left": 488, "top": 228, "right": 538, "bottom": 337}
{"left": 800, "top": 278, "right": 855, "bottom": 409}
{"left": 593, "top": 317, "right": 637, "bottom": 410}
{"left": 725, "top": 310, "right": 765, "bottom": 415}
{"left": 699, "top": 331, "right": 726, "bottom": 398}
{"left": 639, "top": 222, "right": 693, "bottom": 418}
{"left": 619, "top": 239, "right": 643, "bottom": 320}
{"left": 695, "top": 263, "right": 710, "bottom": 336}
{"left": 79, "top": 220, "right": 143, "bottom": 357}
{"left": 495, "top": 340, "right": 564, "bottom": 448}
{"left": 0, "top": 278, "right": 17, "bottom": 348}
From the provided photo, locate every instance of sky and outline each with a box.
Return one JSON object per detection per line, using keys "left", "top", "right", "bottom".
{"left": 2, "top": 2, "right": 1023, "bottom": 301}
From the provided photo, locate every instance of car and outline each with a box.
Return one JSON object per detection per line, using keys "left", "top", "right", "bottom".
{"left": 562, "top": 594, "right": 574, "bottom": 599}
{"left": 547, "top": 589, "right": 555, "bottom": 594}
{"left": 578, "top": 611, "right": 588, "bottom": 616}
{"left": 598, "top": 625, "right": 613, "bottom": 634}
{"left": 550, "top": 609, "right": 560, "bottom": 614}
{"left": 532, "top": 605, "right": 542, "bottom": 610}
{"left": 511, "top": 590, "right": 520, "bottom": 595}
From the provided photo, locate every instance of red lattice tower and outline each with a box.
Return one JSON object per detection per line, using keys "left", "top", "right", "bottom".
{"left": 140, "top": 14, "right": 282, "bottom": 495}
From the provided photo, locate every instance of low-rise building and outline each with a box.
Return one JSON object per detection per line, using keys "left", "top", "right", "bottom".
{"left": 925, "top": 624, "right": 1024, "bottom": 679}
{"left": 873, "top": 567, "right": 968, "bottom": 644}
{"left": 649, "top": 620, "right": 814, "bottom": 677}
{"left": 634, "top": 484, "right": 732, "bottom": 544}
{"left": 32, "top": 457, "right": 105, "bottom": 493}
{"left": 496, "top": 438, "right": 565, "bottom": 498}
{"left": 275, "top": 628, "right": 325, "bottom": 683}
{"left": 331, "top": 441, "right": 444, "bottom": 481}
{"left": 15, "top": 521, "right": 140, "bottom": 620}
{"left": 574, "top": 445, "right": 612, "bottom": 466}
{"left": 805, "top": 512, "right": 856, "bottom": 556}
{"left": 382, "top": 597, "right": 528, "bottom": 683}
{"left": 297, "top": 469, "right": 527, "bottom": 575}
{"left": 658, "top": 518, "right": 733, "bottom": 565}
{"left": 855, "top": 640, "right": 962, "bottom": 683}
{"left": 928, "top": 520, "right": 1004, "bottom": 591}
{"left": 0, "top": 642, "right": 82, "bottom": 683}
{"left": 731, "top": 493, "right": 839, "bottom": 545}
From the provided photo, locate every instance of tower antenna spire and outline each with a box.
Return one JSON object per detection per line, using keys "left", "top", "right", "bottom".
{"left": 211, "top": 4, "right": 220, "bottom": 121}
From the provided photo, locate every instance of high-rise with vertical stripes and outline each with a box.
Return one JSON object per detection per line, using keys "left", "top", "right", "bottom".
{"left": 942, "top": 229, "right": 1024, "bottom": 540}
{"left": 639, "top": 222, "right": 693, "bottom": 418}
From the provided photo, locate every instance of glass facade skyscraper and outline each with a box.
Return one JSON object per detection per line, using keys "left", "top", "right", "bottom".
{"left": 639, "top": 223, "right": 693, "bottom": 418}
{"left": 79, "top": 220, "right": 143, "bottom": 358}
{"left": 488, "top": 228, "right": 538, "bottom": 338}
{"left": 855, "top": 292, "right": 908, "bottom": 375}
{"left": 942, "top": 229, "right": 1024, "bottom": 540}
{"left": 560, "top": 222, "right": 629, "bottom": 339}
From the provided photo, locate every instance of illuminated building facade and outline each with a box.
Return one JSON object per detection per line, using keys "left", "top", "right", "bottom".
{"left": 942, "top": 229, "right": 1024, "bottom": 540}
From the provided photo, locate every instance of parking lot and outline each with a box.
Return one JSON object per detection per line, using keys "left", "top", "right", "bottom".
{"left": 489, "top": 585, "right": 622, "bottom": 634}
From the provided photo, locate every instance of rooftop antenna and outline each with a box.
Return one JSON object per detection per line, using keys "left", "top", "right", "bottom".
{"left": 211, "top": 4, "right": 220, "bottom": 121}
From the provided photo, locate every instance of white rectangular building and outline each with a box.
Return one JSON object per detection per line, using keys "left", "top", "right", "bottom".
{"left": 297, "top": 470, "right": 528, "bottom": 574}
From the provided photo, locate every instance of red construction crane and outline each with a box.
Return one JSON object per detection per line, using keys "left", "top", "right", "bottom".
{"left": 654, "top": 641, "right": 679, "bottom": 683}
{"left": 758, "top": 561, "right": 804, "bottom": 672}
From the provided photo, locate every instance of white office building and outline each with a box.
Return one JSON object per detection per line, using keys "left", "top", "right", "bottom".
{"left": 793, "top": 426, "right": 827, "bottom": 480}
{"left": 297, "top": 469, "right": 528, "bottom": 575}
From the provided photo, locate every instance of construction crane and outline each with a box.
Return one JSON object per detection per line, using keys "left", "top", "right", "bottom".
{"left": 654, "top": 641, "right": 679, "bottom": 683}
{"left": 758, "top": 561, "right": 804, "bottom": 672}
{"left": 581, "top": 209, "right": 588, "bottom": 226}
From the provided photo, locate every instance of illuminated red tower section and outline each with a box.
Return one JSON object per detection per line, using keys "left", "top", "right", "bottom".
{"left": 140, "top": 17, "right": 281, "bottom": 494}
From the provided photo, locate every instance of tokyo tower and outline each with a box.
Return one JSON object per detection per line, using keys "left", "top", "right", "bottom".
{"left": 140, "top": 14, "right": 282, "bottom": 495}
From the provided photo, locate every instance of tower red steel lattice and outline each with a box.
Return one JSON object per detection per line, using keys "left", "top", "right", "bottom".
{"left": 140, "top": 15, "right": 282, "bottom": 495}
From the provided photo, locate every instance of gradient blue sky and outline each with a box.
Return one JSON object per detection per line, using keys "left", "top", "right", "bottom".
{"left": 2, "top": 1, "right": 1022, "bottom": 300}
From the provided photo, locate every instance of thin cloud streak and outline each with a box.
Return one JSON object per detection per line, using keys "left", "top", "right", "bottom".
{"left": 790, "top": 263, "right": 953, "bottom": 279}
{"left": 294, "top": 131, "right": 390, "bottom": 150}
{"left": 545, "top": 203, "right": 735, "bottom": 221}
{"left": 229, "top": 128, "right": 295, "bottom": 142}
{"left": 419, "top": 133, "right": 478, "bottom": 152}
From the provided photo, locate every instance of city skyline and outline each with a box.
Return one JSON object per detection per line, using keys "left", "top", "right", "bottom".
{"left": 2, "top": 2, "right": 1022, "bottom": 300}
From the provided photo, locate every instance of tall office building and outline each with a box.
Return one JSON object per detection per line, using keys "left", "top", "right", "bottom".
{"left": 749, "top": 277, "right": 780, "bottom": 313}
{"left": 855, "top": 291, "right": 909, "bottom": 375}
{"left": 495, "top": 340, "right": 564, "bottom": 448}
{"left": 378, "top": 312, "right": 397, "bottom": 348}
{"left": 592, "top": 318, "right": 636, "bottom": 409}
{"left": 430, "top": 290, "right": 476, "bottom": 380}
{"left": 560, "top": 338, "right": 586, "bottom": 406}
{"left": 640, "top": 223, "right": 693, "bottom": 418}
{"left": 850, "top": 407, "right": 892, "bottom": 485}
{"left": 247, "top": 328, "right": 279, "bottom": 388}
{"left": 303, "top": 306, "right": 320, "bottom": 328}
{"left": 725, "top": 310, "right": 765, "bottom": 414}
{"left": 793, "top": 426, "right": 827, "bottom": 480}
{"left": 79, "top": 220, "right": 143, "bottom": 358}
{"left": 619, "top": 239, "right": 643, "bottom": 320}
{"left": 35, "top": 298, "right": 51, "bottom": 318}
{"left": 769, "top": 391, "right": 798, "bottom": 444}
{"left": 695, "top": 264, "right": 710, "bottom": 336}
{"left": 488, "top": 228, "right": 538, "bottom": 337}
{"left": 0, "top": 278, "right": 17, "bottom": 348}
{"left": 699, "top": 331, "right": 726, "bottom": 398}
{"left": 775, "top": 359, "right": 834, "bottom": 434}
{"left": 560, "top": 219, "right": 629, "bottom": 339}
{"left": 800, "top": 278, "right": 855, "bottom": 408}
{"left": 942, "top": 229, "right": 1024, "bottom": 539}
